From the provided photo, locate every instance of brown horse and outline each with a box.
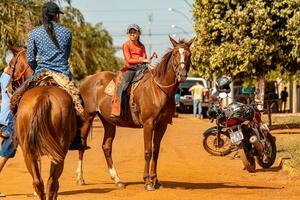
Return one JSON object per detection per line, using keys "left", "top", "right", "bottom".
{"left": 9, "top": 47, "right": 77, "bottom": 200}
{"left": 77, "top": 36, "right": 194, "bottom": 190}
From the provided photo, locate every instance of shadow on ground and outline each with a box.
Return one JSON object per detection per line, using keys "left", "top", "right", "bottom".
{"left": 59, "top": 188, "right": 115, "bottom": 196}
{"left": 124, "top": 181, "right": 281, "bottom": 190}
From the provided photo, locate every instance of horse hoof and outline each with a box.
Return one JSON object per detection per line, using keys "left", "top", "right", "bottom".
{"left": 116, "top": 181, "right": 126, "bottom": 188}
{"left": 76, "top": 179, "right": 86, "bottom": 185}
{"left": 154, "top": 182, "right": 163, "bottom": 189}
{"left": 144, "top": 184, "right": 155, "bottom": 191}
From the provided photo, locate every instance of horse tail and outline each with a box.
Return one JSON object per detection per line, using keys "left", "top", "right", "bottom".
{"left": 27, "top": 94, "right": 64, "bottom": 164}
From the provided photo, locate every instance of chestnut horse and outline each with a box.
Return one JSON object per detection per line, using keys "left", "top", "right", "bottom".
{"left": 77, "top": 36, "right": 194, "bottom": 190}
{"left": 9, "top": 47, "right": 77, "bottom": 200}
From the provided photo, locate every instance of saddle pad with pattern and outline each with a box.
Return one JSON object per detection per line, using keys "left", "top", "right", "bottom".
{"left": 10, "top": 71, "right": 85, "bottom": 119}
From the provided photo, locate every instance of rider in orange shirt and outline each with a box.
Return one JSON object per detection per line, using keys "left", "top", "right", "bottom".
{"left": 112, "top": 24, "right": 150, "bottom": 116}
{"left": 121, "top": 24, "right": 149, "bottom": 71}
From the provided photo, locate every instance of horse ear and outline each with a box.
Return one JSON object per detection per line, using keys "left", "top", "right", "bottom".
{"left": 168, "top": 35, "right": 178, "bottom": 47}
{"left": 8, "top": 47, "right": 19, "bottom": 56}
{"left": 187, "top": 37, "right": 195, "bottom": 48}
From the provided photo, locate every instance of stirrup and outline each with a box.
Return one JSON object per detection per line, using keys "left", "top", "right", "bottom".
{"left": 0, "top": 127, "right": 9, "bottom": 140}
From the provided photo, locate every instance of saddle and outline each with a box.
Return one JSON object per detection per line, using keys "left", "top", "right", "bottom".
{"left": 10, "top": 71, "right": 85, "bottom": 119}
{"left": 104, "top": 67, "right": 148, "bottom": 126}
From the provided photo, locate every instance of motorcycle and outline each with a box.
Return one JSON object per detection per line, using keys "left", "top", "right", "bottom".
{"left": 203, "top": 93, "right": 233, "bottom": 156}
{"left": 203, "top": 92, "right": 277, "bottom": 172}
{"left": 224, "top": 96, "right": 277, "bottom": 172}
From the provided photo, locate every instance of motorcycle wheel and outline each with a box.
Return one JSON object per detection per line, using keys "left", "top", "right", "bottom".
{"left": 203, "top": 130, "right": 232, "bottom": 156}
{"left": 256, "top": 134, "right": 277, "bottom": 169}
{"left": 238, "top": 142, "right": 256, "bottom": 173}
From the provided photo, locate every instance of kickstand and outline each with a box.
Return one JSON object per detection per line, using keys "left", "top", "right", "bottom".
{"left": 231, "top": 150, "right": 240, "bottom": 160}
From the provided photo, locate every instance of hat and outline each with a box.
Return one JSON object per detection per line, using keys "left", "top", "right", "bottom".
{"left": 43, "top": 2, "right": 64, "bottom": 15}
{"left": 127, "top": 24, "right": 141, "bottom": 33}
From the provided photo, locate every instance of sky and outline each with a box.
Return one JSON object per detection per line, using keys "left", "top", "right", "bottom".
{"left": 69, "top": 0, "right": 194, "bottom": 59}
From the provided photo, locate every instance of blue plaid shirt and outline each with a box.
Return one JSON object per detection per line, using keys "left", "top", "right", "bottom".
{"left": 26, "top": 22, "right": 72, "bottom": 79}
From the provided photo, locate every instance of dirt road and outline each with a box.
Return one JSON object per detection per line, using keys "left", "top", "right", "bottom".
{"left": 1, "top": 114, "right": 300, "bottom": 200}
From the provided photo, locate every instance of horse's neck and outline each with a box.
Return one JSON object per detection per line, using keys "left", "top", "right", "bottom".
{"left": 154, "top": 60, "right": 178, "bottom": 97}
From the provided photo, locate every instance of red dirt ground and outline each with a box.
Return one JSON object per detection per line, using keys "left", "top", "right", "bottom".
{"left": 1, "top": 114, "right": 300, "bottom": 200}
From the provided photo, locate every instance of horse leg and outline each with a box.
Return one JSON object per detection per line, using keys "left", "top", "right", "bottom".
{"left": 143, "top": 121, "right": 154, "bottom": 191}
{"left": 0, "top": 157, "right": 8, "bottom": 173}
{"left": 33, "top": 159, "right": 42, "bottom": 196}
{"left": 24, "top": 156, "right": 45, "bottom": 200}
{"left": 46, "top": 161, "right": 64, "bottom": 200}
{"left": 150, "top": 124, "right": 167, "bottom": 189}
{"left": 76, "top": 113, "right": 95, "bottom": 185}
{"left": 99, "top": 115, "right": 125, "bottom": 188}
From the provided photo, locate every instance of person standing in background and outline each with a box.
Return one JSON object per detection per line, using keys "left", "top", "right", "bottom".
{"left": 280, "top": 87, "right": 288, "bottom": 113}
{"left": 189, "top": 81, "right": 204, "bottom": 118}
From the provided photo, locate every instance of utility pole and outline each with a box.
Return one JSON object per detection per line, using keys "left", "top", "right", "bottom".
{"left": 148, "top": 14, "right": 152, "bottom": 55}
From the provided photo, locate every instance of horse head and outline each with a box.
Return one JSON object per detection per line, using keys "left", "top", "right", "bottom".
{"left": 8, "top": 47, "right": 34, "bottom": 91}
{"left": 168, "top": 35, "right": 194, "bottom": 83}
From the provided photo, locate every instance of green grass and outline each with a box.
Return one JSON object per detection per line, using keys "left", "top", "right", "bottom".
{"left": 262, "top": 114, "right": 300, "bottom": 125}
{"left": 277, "top": 135, "right": 300, "bottom": 173}
{"left": 262, "top": 114, "right": 300, "bottom": 174}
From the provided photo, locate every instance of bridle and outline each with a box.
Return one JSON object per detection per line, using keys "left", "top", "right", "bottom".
{"left": 9, "top": 49, "right": 31, "bottom": 91}
{"left": 151, "top": 47, "right": 189, "bottom": 89}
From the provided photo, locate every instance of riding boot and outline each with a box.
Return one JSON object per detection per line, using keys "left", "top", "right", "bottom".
{"left": 69, "top": 116, "right": 90, "bottom": 151}
{"left": 111, "top": 74, "right": 123, "bottom": 117}
{"left": 0, "top": 125, "right": 9, "bottom": 140}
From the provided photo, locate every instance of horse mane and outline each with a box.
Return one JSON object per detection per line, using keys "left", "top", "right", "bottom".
{"left": 154, "top": 49, "right": 173, "bottom": 78}
{"left": 153, "top": 39, "right": 189, "bottom": 78}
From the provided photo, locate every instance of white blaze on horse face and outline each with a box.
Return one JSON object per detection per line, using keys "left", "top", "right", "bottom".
{"left": 179, "top": 48, "right": 185, "bottom": 69}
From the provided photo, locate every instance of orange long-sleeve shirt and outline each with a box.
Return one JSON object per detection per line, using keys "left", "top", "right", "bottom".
{"left": 121, "top": 41, "right": 147, "bottom": 71}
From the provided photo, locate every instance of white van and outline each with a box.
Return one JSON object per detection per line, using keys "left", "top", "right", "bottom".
{"left": 175, "top": 77, "right": 209, "bottom": 116}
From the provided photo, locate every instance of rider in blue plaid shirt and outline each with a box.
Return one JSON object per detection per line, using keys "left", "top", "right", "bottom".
{"left": 0, "top": 2, "right": 85, "bottom": 156}
{"left": 26, "top": 8, "right": 72, "bottom": 79}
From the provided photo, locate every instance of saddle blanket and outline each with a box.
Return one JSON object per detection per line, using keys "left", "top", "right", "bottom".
{"left": 10, "top": 71, "right": 85, "bottom": 119}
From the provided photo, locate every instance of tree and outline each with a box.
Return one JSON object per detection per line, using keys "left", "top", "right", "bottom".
{"left": 0, "top": 1, "right": 121, "bottom": 80}
{"left": 192, "top": 0, "right": 300, "bottom": 102}
{"left": 61, "top": 7, "right": 119, "bottom": 80}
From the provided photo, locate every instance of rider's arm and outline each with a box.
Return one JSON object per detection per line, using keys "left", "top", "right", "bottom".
{"left": 122, "top": 43, "right": 142, "bottom": 65}
{"left": 189, "top": 86, "right": 194, "bottom": 92}
{"left": 141, "top": 47, "right": 147, "bottom": 59}
{"left": 26, "top": 31, "right": 38, "bottom": 70}
{"left": 66, "top": 31, "right": 72, "bottom": 58}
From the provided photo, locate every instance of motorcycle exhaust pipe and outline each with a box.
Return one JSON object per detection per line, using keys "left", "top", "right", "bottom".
{"left": 249, "top": 135, "right": 264, "bottom": 155}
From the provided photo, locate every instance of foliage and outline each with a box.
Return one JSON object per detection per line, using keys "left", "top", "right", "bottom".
{"left": 0, "top": 0, "right": 42, "bottom": 65}
{"left": 192, "top": 0, "right": 300, "bottom": 79}
{"left": 0, "top": 0, "right": 121, "bottom": 80}
{"left": 61, "top": 7, "right": 119, "bottom": 80}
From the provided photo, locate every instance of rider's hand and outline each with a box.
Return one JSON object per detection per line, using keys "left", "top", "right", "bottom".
{"left": 141, "top": 58, "right": 151, "bottom": 63}
{"left": 152, "top": 51, "right": 158, "bottom": 59}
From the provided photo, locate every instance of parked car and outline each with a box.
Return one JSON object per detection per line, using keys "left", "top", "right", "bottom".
{"left": 175, "top": 77, "right": 209, "bottom": 116}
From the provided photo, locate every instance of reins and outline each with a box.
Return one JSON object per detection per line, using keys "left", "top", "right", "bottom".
{"left": 10, "top": 49, "right": 31, "bottom": 90}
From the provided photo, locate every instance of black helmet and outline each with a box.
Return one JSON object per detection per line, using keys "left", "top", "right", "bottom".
{"left": 216, "top": 76, "right": 232, "bottom": 93}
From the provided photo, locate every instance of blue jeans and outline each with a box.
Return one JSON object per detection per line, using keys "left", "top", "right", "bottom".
{"left": 193, "top": 99, "right": 203, "bottom": 117}
{"left": 0, "top": 113, "right": 16, "bottom": 158}
{"left": 1, "top": 71, "right": 41, "bottom": 158}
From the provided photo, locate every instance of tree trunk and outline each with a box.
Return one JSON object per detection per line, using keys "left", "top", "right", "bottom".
{"left": 227, "top": 81, "right": 234, "bottom": 106}
{"left": 292, "top": 77, "right": 297, "bottom": 113}
{"left": 256, "top": 75, "right": 265, "bottom": 110}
